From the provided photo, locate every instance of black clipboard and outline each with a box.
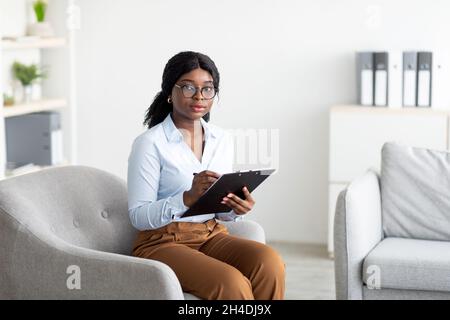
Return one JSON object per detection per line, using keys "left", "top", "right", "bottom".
{"left": 181, "top": 168, "right": 276, "bottom": 217}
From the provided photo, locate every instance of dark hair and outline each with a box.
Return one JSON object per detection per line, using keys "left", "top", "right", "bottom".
{"left": 143, "top": 51, "right": 220, "bottom": 129}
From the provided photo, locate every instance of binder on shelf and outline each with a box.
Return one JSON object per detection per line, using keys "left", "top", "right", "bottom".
{"left": 432, "top": 51, "right": 450, "bottom": 110}
{"left": 374, "top": 52, "right": 388, "bottom": 106}
{"left": 5, "top": 111, "right": 64, "bottom": 168}
{"left": 387, "top": 51, "right": 403, "bottom": 108}
{"left": 356, "top": 52, "right": 374, "bottom": 106}
{"left": 403, "top": 52, "right": 418, "bottom": 107}
{"left": 417, "top": 51, "right": 432, "bottom": 107}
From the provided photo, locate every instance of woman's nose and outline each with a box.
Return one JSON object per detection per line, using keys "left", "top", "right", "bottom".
{"left": 193, "top": 89, "right": 203, "bottom": 100}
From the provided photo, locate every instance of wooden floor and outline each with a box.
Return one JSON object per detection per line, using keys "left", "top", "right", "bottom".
{"left": 268, "top": 242, "right": 335, "bottom": 300}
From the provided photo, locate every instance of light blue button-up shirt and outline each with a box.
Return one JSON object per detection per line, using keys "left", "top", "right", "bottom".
{"left": 127, "top": 112, "right": 241, "bottom": 231}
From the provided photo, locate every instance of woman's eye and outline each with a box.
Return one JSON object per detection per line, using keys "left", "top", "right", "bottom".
{"left": 184, "top": 85, "right": 195, "bottom": 92}
{"left": 204, "top": 87, "right": 213, "bottom": 92}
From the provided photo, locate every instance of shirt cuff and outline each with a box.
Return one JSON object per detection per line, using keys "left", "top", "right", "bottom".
{"left": 168, "top": 191, "right": 189, "bottom": 220}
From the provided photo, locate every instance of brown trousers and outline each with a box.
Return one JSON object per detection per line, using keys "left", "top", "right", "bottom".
{"left": 132, "top": 219, "right": 285, "bottom": 300}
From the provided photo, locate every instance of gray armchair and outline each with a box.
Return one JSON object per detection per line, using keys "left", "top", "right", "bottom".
{"left": 334, "top": 169, "right": 450, "bottom": 300}
{"left": 0, "top": 165, "right": 265, "bottom": 299}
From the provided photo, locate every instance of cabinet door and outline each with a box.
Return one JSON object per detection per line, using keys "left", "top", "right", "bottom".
{"left": 329, "top": 110, "right": 448, "bottom": 182}
{"left": 328, "top": 183, "right": 348, "bottom": 257}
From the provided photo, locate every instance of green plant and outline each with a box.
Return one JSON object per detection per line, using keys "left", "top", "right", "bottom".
{"left": 12, "top": 61, "right": 46, "bottom": 87}
{"left": 3, "top": 93, "right": 15, "bottom": 106}
{"left": 33, "top": 0, "right": 47, "bottom": 22}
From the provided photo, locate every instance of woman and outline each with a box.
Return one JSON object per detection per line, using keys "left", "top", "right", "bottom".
{"left": 128, "top": 51, "right": 285, "bottom": 300}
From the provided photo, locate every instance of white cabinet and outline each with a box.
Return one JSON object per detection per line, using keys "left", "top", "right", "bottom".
{"left": 328, "top": 106, "right": 450, "bottom": 256}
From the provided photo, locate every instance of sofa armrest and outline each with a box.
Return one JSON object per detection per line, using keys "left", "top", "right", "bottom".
{"left": 334, "top": 169, "right": 383, "bottom": 300}
{"left": 219, "top": 219, "right": 266, "bottom": 244}
{"left": 0, "top": 212, "right": 184, "bottom": 300}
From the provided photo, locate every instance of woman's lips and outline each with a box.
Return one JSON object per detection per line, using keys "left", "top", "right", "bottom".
{"left": 191, "top": 105, "right": 206, "bottom": 112}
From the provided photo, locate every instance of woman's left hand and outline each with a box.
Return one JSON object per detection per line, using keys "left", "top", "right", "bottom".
{"left": 221, "top": 186, "right": 255, "bottom": 215}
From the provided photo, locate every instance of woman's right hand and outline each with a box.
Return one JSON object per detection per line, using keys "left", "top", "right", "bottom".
{"left": 183, "top": 170, "right": 221, "bottom": 207}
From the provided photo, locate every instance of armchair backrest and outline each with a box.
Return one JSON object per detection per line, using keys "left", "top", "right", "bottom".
{"left": 0, "top": 166, "right": 137, "bottom": 255}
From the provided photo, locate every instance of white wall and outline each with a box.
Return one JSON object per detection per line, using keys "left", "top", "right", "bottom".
{"left": 74, "top": 0, "right": 450, "bottom": 244}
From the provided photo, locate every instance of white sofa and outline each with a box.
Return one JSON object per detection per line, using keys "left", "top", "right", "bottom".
{"left": 334, "top": 143, "right": 450, "bottom": 300}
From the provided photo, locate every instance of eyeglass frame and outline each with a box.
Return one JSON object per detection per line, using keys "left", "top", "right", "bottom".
{"left": 173, "top": 83, "right": 217, "bottom": 100}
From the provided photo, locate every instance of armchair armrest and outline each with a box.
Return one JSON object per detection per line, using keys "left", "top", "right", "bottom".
{"left": 334, "top": 169, "right": 383, "bottom": 300}
{"left": 219, "top": 219, "right": 266, "bottom": 244}
{"left": 0, "top": 212, "right": 184, "bottom": 300}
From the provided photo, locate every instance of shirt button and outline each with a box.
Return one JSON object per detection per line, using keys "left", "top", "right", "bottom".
{"left": 101, "top": 210, "right": 108, "bottom": 219}
{"left": 73, "top": 219, "right": 80, "bottom": 228}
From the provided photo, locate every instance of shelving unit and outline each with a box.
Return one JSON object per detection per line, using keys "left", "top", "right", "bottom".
{"left": 327, "top": 105, "right": 450, "bottom": 258}
{"left": 0, "top": 0, "right": 77, "bottom": 180}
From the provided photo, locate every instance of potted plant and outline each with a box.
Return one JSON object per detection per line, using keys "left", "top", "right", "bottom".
{"left": 3, "top": 93, "right": 15, "bottom": 107}
{"left": 26, "top": 0, "right": 54, "bottom": 37}
{"left": 12, "top": 62, "right": 46, "bottom": 103}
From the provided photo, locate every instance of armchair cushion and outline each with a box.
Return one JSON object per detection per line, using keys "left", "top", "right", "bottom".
{"left": 363, "top": 238, "right": 450, "bottom": 292}
{"left": 381, "top": 143, "right": 450, "bottom": 241}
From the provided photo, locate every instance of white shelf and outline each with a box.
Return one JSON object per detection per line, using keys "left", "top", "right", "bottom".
{"left": 3, "top": 98, "right": 67, "bottom": 118}
{"left": 1, "top": 37, "right": 66, "bottom": 50}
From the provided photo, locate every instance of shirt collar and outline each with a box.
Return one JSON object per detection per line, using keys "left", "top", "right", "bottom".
{"left": 162, "top": 113, "right": 217, "bottom": 143}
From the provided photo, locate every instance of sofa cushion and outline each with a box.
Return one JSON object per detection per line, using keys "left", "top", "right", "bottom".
{"left": 381, "top": 142, "right": 450, "bottom": 241}
{"left": 363, "top": 238, "right": 450, "bottom": 292}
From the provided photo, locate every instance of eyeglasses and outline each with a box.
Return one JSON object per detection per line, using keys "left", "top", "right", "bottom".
{"left": 174, "top": 83, "right": 216, "bottom": 100}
